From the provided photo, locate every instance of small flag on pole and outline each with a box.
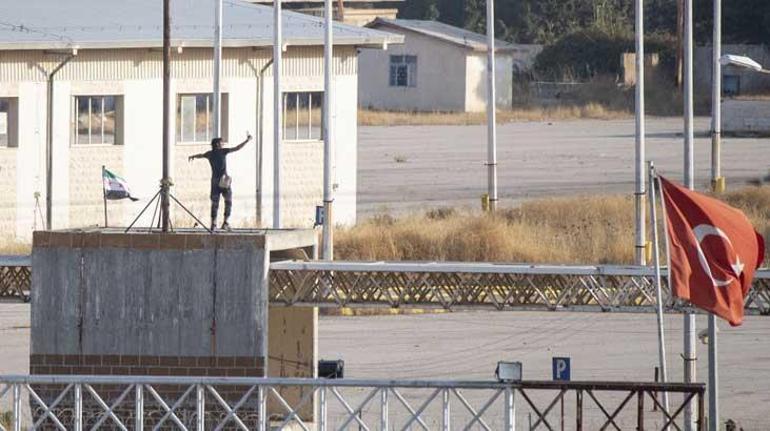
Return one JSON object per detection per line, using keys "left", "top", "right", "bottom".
{"left": 103, "top": 168, "right": 138, "bottom": 201}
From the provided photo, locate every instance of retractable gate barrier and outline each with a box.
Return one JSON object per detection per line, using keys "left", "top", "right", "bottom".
{"left": 0, "top": 375, "right": 704, "bottom": 430}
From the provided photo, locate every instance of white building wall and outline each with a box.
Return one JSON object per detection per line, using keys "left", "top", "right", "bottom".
{"left": 1, "top": 46, "right": 359, "bottom": 240}
{"left": 464, "top": 53, "right": 514, "bottom": 112}
{"left": 358, "top": 29, "right": 467, "bottom": 112}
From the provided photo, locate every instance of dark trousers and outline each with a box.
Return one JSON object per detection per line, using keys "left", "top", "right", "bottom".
{"left": 210, "top": 178, "right": 232, "bottom": 221}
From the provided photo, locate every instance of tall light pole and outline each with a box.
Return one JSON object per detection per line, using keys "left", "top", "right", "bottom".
{"left": 634, "top": 0, "right": 646, "bottom": 266}
{"left": 161, "top": 0, "right": 172, "bottom": 232}
{"left": 708, "top": 2, "right": 723, "bottom": 430}
{"left": 683, "top": 0, "right": 696, "bottom": 429}
{"left": 213, "top": 0, "right": 222, "bottom": 139}
{"left": 322, "top": 0, "right": 334, "bottom": 259}
{"left": 273, "top": 0, "right": 282, "bottom": 228}
{"left": 710, "top": 0, "right": 722, "bottom": 193}
{"left": 485, "top": 0, "right": 498, "bottom": 211}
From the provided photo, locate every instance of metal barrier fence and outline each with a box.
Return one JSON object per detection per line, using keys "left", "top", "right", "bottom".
{"left": 0, "top": 375, "right": 704, "bottom": 430}
{"left": 4, "top": 256, "right": 769, "bottom": 313}
{"left": 0, "top": 256, "right": 30, "bottom": 302}
{"left": 270, "top": 261, "right": 770, "bottom": 314}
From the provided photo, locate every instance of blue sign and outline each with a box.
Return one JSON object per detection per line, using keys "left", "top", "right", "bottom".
{"left": 552, "top": 357, "right": 571, "bottom": 381}
{"left": 315, "top": 206, "right": 325, "bottom": 226}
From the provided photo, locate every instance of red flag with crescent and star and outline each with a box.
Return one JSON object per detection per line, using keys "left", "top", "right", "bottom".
{"left": 659, "top": 176, "right": 765, "bottom": 326}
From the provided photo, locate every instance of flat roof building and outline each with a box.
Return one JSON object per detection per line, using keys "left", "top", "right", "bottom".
{"left": 0, "top": 0, "right": 401, "bottom": 240}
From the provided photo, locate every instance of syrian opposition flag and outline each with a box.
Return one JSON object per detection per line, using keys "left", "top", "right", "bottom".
{"left": 659, "top": 176, "right": 765, "bottom": 326}
{"left": 102, "top": 168, "right": 138, "bottom": 201}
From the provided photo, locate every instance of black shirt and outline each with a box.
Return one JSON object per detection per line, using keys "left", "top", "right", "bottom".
{"left": 203, "top": 148, "right": 233, "bottom": 180}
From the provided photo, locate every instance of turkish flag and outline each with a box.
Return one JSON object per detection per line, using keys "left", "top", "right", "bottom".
{"left": 659, "top": 176, "right": 765, "bottom": 326}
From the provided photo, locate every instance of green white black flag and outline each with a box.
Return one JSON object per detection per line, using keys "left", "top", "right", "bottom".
{"left": 103, "top": 168, "right": 138, "bottom": 201}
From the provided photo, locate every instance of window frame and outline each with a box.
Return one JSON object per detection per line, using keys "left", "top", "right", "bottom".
{"left": 0, "top": 97, "right": 19, "bottom": 149}
{"left": 282, "top": 91, "right": 324, "bottom": 143}
{"left": 72, "top": 95, "right": 124, "bottom": 147}
{"left": 389, "top": 55, "right": 418, "bottom": 88}
{"left": 176, "top": 93, "right": 229, "bottom": 145}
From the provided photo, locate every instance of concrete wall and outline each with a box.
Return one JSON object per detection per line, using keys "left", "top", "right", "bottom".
{"left": 695, "top": 44, "right": 770, "bottom": 95}
{"left": 358, "top": 29, "right": 468, "bottom": 112}
{"left": 464, "top": 52, "right": 514, "bottom": 112}
{"left": 722, "top": 98, "right": 770, "bottom": 135}
{"left": 0, "top": 46, "right": 359, "bottom": 240}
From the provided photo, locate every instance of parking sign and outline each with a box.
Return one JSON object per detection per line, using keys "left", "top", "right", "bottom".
{"left": 552, "top": 357, "right": 571, "bottom": 381}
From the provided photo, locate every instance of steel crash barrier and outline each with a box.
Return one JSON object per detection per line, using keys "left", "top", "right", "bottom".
{"left": 0, "top": 375, "right": 705, "bottom": 430}
{"left": 3, "top": 256, "right": 770, "bottom": 312}
{"left": 0, "top": 256, "right": 31, "bottom": 302}
{"left": 269, "top": 261, "right": 770, "bottom": 314}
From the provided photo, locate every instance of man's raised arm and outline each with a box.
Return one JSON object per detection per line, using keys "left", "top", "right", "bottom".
{"left": 230, "top": 133, "right": 253, "bottom": 153}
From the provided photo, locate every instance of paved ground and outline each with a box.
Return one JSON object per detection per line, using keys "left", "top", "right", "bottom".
{"left": 358, "top": 117, "right": 770, "bottom": 216}
{"left": 3, "top": 304, "right": 769, "bottom": 427}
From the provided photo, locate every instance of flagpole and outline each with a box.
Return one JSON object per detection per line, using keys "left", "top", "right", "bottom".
{"left": 102, "top": 165, "right": 108, "bottom": 228}
{"left": 648, "top": 161, "right": 670, "bottom": 421}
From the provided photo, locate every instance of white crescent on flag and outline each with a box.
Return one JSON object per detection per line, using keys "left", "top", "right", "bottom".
{"left": 692, "top": 224, "right": 744, "bottom": 288}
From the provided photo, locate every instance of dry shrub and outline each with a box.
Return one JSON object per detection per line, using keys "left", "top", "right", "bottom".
{"left": 338, "top": 187, "right": 770, "bottom": 266}
{"left": 358, "top": 105, "right": 629, "bottom": 127}
{"left": 0, "top": 236, "right": 31, "bottom": 255}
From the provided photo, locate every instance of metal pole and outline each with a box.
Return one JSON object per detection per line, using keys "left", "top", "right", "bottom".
{"left": 102, "top": 165, "right": 108, "bottom": 227}
{"left": 504, "top": 387, "right": 515, "bottom": 431}
{"left": 213, "top": 0, "right": 223, "bottom": 139}
{"left": 272, "top": 0, "right": 282, "bottom": 228}
{"left": 322, "top": 0, "right": 334, "bottom": 259}
{"left": 74, "top": 383, "right": 83, "bottom": 431}
{"left": 135, "top": 384, "right": 144, "bottom": 431}
{"left": 45, "top": 54, "right": 74, "bottom": 231}
{"left": 12, "top": 383, "right": 20, "bottom": 431}
{"left": 634, "top": 0, "right": 647, "bottom": 266}
{"left": 442, "top": 388, "right": 451, "bottom": 431}
{"left": 196, "top": 384, "right": 205, "bottom": 431}
{"left": 683, "top": 0, "right": 697, "bottom": 429}
{"left": 161, "top": 0, "right": 172, "bottom": 232}
{"left": 485, "top": 0, "right": 498, "bottom": 211}
{"left": 380, "top": 388, "right": 389, "bottom": 431}
{"left": 708, "top": 314, "right": 718, "bottom": 431}
{"left": 319, "top": 387, "right": 328, "bottom": 431}
{"left": 710, "top": 0, "right": 722, "bottom": 193}
{"left": 649, "top": 162, "right": 671, "bottom": 422}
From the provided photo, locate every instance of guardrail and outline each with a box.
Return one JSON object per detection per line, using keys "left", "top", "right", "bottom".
{"left": 4, "top": 256, "right": 769, "bottom": 313}
{"left": 0, "top": 375, "right": 704, "bottom": 430}
{"left": 0, "top": 256, "right": 31, "bottom": 302}
{"left": 270, "top": 261, "right": 770, "bottom": 314}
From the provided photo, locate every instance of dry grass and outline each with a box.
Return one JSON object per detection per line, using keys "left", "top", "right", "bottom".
{"left": 0, "top": 235, "right": 31, "bottom": 255}
{"left": 337, "top": 186, "right": 770, "bottom": 266}
{"left": 359, "top": 104, "right": 630, "bottom": 127}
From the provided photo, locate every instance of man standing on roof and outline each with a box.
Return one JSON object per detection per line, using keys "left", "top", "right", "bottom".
{"left": 188, "top": 133, "right": 252, "bottom": 231}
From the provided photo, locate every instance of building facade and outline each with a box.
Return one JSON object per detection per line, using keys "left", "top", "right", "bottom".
{"left": 358, "top": 18, "right": 515, "bottom": 112}
{"left": 0, "top": 0, "right": 399, "bottom": 240}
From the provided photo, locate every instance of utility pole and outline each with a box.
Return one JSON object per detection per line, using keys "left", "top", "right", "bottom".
{"left": 710, "top": 0, "right": 723, "bottom": 193}
{"left": 485, "top": 0, "right": 498, "bottom": 211}
{"left": 683, "top": 0, "right": 696, "bottom": 429}
{"left": 272, "top": 0, "right": 282, "bottom": 228}
{"left": 634, "top": 0, "right": 646, "bottom": 266}
{"left": 213, "top": 0, "right": 223, "bottom": 139}
{"left": 709, "top": 2, "right": 722, "bottom": 430}
{"left": 322, "top": 0, "right": 334, "bottom": 260}
{"left": 161, "top": 0, "right": 171, "bottom": 232}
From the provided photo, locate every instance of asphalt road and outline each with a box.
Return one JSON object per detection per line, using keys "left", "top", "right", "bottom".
{"left": 3, "top": 305, "right": 769, "bottom": 428}
{"left": 358, "top": 117, "right": 769, "bottom": 216}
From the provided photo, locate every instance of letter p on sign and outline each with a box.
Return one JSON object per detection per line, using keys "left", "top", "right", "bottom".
{"left": 552, "top": 357, "right": 571, "bottom": 381}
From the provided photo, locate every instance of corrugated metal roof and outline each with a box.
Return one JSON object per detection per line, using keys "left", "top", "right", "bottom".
{"left": 368, "top": 18, "right": 514, "bottom": 52}
{"left": 0, "top": 0, "right": 402, "bottom": 50}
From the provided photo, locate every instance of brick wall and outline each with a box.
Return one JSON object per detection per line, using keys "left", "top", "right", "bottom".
{"left": 30, "top": 354, "right": 265, "bottom": 377}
